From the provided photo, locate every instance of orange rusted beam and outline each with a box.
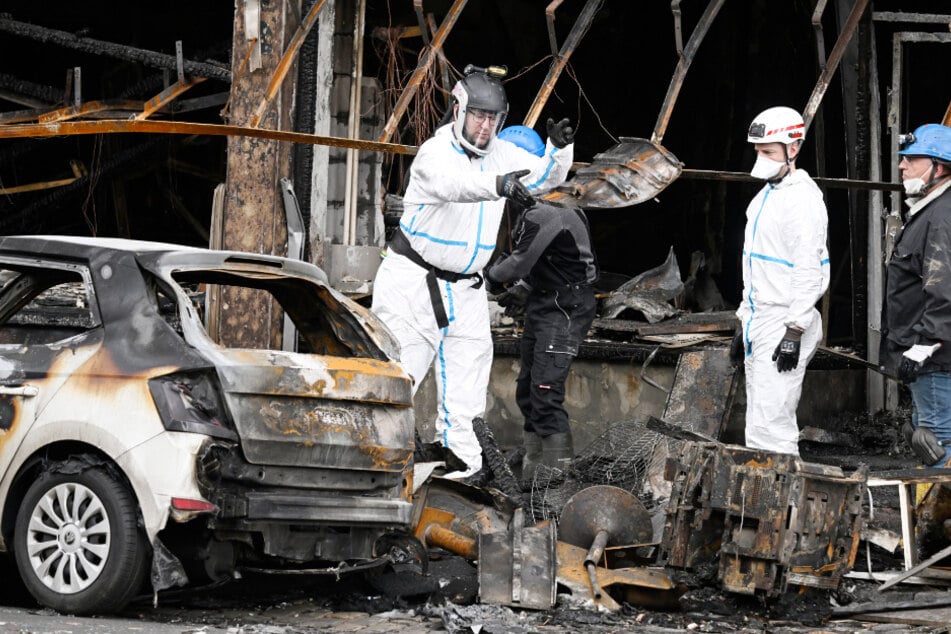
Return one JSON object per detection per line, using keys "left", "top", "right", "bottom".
{"left": 136, "top": 77, "right": 207, "bottom": 120}
{"left": 379, "top": 0, "right": 468, "bottom": 144}
{"left": 38, "top": 99, "right": 144, "bottom": 123}
{"left": 0, "top": 160, "right": 85, "bottom": 195}
{"left": 249, "top": 0, "right": 329, "bottom": 128}
{"left": 651, "top": 0, "right": 725, "bottom": 143}
{"left": 524, "top": 0, "right": 602, "bottom": 128}
{"left": 802, "top": 0, "right": 871, "bottom": 132}
{"left": 0, "top": 118, "right": 418, "bottom": 155}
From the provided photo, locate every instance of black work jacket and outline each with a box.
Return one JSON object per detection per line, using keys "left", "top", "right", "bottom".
{"left": 880, "top": 182, "right": 951, "bottom": 376}
{"left": 487, "top": 202, "right": 598, "bottom": 290}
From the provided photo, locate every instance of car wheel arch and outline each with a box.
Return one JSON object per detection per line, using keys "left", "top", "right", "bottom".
{"left": 1, "top": 443, "right": 143, "bottom": 550}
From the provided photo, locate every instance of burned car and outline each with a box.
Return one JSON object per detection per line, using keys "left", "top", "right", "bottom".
{"left": 0, "top": 236, "right": 415, "bottom": 614}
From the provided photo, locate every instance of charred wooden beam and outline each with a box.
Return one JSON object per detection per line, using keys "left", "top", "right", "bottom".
{"left": 0, "top": 73, "right": 64, "bottom": 108}
{"left": 0, "top": 15, "right": 231, "bottom": 83}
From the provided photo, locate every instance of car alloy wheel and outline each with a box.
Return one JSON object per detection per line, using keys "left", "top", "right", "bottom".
{"left": 14, "top": 461, "right": 149, "bottom": 614}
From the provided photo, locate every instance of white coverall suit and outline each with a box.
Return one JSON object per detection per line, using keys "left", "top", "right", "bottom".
{"left": 736, "top": 169, "right": 830, "bottom": 456}
{"left": 372, "top": 123, "right": 573, "bottom": 474}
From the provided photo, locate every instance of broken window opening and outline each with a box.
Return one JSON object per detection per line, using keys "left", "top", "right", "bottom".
{"left": 169, "top": 270, "right": 383, "bottom": 359}
{"left": 0, "top": 264, "right": 98, "bottom": 345}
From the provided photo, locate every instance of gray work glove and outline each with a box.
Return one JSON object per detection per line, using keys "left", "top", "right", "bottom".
{"left": 496, "top": 169, "right": 534, "bottom": 208}
{"left": 546, "top": 117, "right": 575, "bottom": 149}
{"left": 772, "top": 327, "right": 802, "bottom": 373}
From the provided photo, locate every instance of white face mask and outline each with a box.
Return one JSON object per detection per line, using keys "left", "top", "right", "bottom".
{"left": 750, "top": 155, "right": 785, "bottom": 180}
{"left": 903, "top": 177, "right": 927, "bottom": 197}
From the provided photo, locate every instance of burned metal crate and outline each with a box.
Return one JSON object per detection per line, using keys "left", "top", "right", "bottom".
{"left": 658, "top": 441, "right": 866, "bottom": 597}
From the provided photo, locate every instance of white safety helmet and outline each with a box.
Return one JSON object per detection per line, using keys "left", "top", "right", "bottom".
{"left": 747, "top": 107, "right": 805, "bottom": 145}
{"left": 451, "top": 66, "right": 509, "bottom": 156}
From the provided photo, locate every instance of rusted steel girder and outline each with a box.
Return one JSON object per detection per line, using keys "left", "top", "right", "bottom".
{"left": 524, "top": 0, "right": 602, "bottom": 129}
{"left": 378, "top": 0, "right": 468, "bottom": 144}
{"left": 0, "top": 16, "right": 230, "bottom": 83}
{"left": 802, "top": 0, "right": 871, "bottom": 133}
{"left": 136, "top": 77, "right": 206, "bottom": 120}
{"left": 249, "top": 0, "right": 329, "bottom": 128}
{"left": 0, "top": 118, "right": 419, "bottom": 155}
{"left": 651, "top": 0, "right": 725, "bottom": 144}
{"left": 545, "top": 0, "right": 566, "bottom": 57}
{"left": 37, "top": 99, "right": 145, "bottom": 123}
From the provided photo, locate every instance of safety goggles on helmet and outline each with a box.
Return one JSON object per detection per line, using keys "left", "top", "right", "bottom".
{"left": 451, "top": 65, "right": 509, "bottom": 156}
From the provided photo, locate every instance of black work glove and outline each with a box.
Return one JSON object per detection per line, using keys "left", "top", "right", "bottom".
{"left": 898, "top": 343, "right": 942, "bottom": 383}
{"left": 772, "top": 327, "right": 802, "bottom": 373}
{"left": 497, "top": 283, "right": 530, "bottom": 318}
{"left": 729, "top": 331, "right": 745, "bottom": 369}
{"left": 484, "top": 269, "right": 506, "bottom": 296}
{"left": 496, "top": 169, "right": 534, "bottom": 208}
{"left": 547, "top": 117, "right": 575, "bottom": 149}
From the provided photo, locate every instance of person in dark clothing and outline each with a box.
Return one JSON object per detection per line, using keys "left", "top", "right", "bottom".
{"left": 880, "top": 123, "right": 951, "bottom": 467}
{"left": 485, "top": 196, "right": 598, "bottom": 483}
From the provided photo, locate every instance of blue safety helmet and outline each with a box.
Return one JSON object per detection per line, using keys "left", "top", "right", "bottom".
{"left": 898, "top": 124, "right": 951, "bottom": 162}
{"left": 498, "top": 125, "right": 545, "bottom": 157}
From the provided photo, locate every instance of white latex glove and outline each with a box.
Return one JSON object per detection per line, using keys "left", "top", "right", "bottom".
{"left": 903, "top": 343, "right": 942, "bottom": 363}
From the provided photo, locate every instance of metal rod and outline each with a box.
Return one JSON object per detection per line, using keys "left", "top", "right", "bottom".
{"left": 651, "top": 0, "right": 726, "bottom": 143}
{"left": 0, "top": 118, "right": 419, "bottom": 154}
{"left": 670, "top": 0, "right": 683, "bottom": 56}
{"left": 344, "top": 0, "right": 367, "bottom": 246}
{"left": 378, "top": 0, "right": 469, "bottom": 144}
{"left": 802, "top": 0, "right": 871, "bottom": 132}
{"left": 136, "top": 77, "right": 206, "bottom": 121}
{"left": 414, "top": 0, "right": 431, "bottom": 47}
{"left": 545, "top": 0, "right": 566, "bottom": 57}
{"left": 249, "top": 0, "right": 329, "bottom": 127}
{"left": 676, "top": 168, "right": 902, "bottom": 191}
{"left": 872, "top": 11, "right": 951, "bottom": 24}
{"left": 524, "top": 0, "right": 603, "bottom": 128}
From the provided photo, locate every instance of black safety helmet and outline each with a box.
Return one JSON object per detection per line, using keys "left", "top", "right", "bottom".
{"left": 451, "top": 65, "right": 509, "bottom": 156}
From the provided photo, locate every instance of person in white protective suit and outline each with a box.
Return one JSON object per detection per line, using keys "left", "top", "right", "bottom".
{"left": 371, "top": 64, "right": 574, "bottom": 479}
{"left": 729, "top": 106, "right": 831, "bottom": 456}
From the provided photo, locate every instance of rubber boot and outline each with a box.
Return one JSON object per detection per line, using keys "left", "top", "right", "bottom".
{"left": 541, "top": 430, "right": 574, "bottom": 472}
{"left": 521, "top": 431, "right": 542, "bottom": 489}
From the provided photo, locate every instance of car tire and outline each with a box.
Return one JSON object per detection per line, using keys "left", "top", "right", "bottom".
{"left": 12, "top": 461, "right": 150, "bottom": 614}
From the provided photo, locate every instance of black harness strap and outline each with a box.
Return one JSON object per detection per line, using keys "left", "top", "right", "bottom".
{"left": 388, "top": 230, "right": 483, "bottom": 329}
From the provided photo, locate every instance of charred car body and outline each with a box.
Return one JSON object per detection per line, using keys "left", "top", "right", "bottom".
{"left": 0, "top": 236, "right": 415, "bottom": 614}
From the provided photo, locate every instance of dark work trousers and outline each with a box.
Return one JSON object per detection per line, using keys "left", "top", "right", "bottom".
{"left": 515, "top": 283, "right": 597, "bottom": 437}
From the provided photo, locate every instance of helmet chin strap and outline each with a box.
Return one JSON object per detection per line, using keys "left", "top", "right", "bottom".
{"left": 766, "top": 145, "right": 795, "bottom": 185}
{"left": 922, "top": 159, "right": 943, "bottom": 194}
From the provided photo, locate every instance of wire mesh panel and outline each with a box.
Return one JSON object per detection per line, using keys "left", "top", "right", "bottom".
{"left": 528, "top": 420, "right": 668, "bottom": 523}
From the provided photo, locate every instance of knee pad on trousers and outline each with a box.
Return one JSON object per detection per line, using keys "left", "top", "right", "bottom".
{"left": 902, "top": 421, "right": 915, "bottom": 447}
{"left": 911, "top": 428, "right": 946, "bottom": 466}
